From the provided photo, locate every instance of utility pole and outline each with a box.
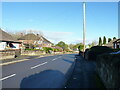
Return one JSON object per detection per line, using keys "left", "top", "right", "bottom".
{"left": 83, "top": 2, "right": 86, "bottom": 52}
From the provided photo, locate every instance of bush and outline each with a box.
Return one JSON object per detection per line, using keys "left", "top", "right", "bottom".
{"left": 87, "top": 46, "right": 113, "bottom": 61}
{"left": 25, "top": 48, "right": 43, "bottom": 51}
{"left": 53, "top": 48, "right": 61, "bottom": 52}
{"left": 42, "top": 47, "right": 53, "bottom": 53}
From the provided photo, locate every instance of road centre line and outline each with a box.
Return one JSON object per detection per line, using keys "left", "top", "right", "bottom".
{"left": 52, "top": 58, "right": 57, "bottom": 61}
{"left": 31, "top": 62, "right": 48, "bottom": 69}
{"left": 58, "top": 56, "right": 62, "bottom": 58}
{"left": 52, "top": 56, "right": 62, "bottom": 61}
{"left": 0, "top": 74, "right": 16, "bottom": 81}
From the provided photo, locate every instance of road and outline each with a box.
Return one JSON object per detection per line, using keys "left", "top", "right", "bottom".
{"left": 1, "top": 54, "right": 76, "bottom": 88}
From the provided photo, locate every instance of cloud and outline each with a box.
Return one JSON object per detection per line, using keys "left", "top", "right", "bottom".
{"left": 42, "top": 31, "right": 98, "bottom": 44}
{"left": 42, "top": 31, "right": 75, "bottom": 44}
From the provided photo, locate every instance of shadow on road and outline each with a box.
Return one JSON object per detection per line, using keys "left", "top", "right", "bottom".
{"left": 20, "top": 70, "right": 65, "bottom": 88}
{"left": 63, "top": 59, "right": 74, "bottom": 64}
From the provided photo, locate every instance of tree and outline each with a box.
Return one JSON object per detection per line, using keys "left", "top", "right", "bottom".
{"left": 78, "top": 43, "right": 84, "bottom": 51}
{"left": 56, "top": 41, "right": 68, "bottom": 51}
{"left": 87, "top": 41, "right": 97, "bottom": 48}
{"left": 73, "top": 43, "right": 84, "bottom": 51}
{"left": 103, "top": 36, "right": 106, "bottom": 45}
{"left": 108, "top": 38, "right": 112, "bottom": 43}
{"left": 113, "top": 37, "right": 116, "bottom": 40}
{"left": 99, "top": 37, "right": 102, "bottom": 46}
{"left": 69, "top": 44, "right": 75, "bottom": 50}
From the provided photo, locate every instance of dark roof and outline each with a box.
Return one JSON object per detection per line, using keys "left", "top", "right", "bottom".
{"left": 18, "top": 33, "right": 41, "bottom": 40}
{"left": 18, "top": 33, "right": 52, "bottom": 43}
{"left": 113, "top": 38, "right": 120, "bottom": 43}
{"left": 0, "top": 28, "right": 20, "bottom": 43}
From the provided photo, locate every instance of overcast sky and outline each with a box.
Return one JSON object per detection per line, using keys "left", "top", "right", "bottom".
{"left": 1, "top": 2, "right": 118, "bottom": 44}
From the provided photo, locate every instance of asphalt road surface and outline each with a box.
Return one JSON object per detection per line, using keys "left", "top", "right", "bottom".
{"left": 1, "top": 54, "right": 76, "bottom": 88}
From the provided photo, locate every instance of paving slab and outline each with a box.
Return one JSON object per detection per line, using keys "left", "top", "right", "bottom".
{"left": 65, "top": 55, "right": 97, "bottom": 88}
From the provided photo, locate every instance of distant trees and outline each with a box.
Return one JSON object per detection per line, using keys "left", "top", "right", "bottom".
{"left": 87, "top": 41, "right": 98, "bottom": 48}
{"left": 99, "top": 37, "right": 102, "bottom": 46}
{"left": 108, "top": 38, "right": 112, "bottom": 43}
{"left": 68, "top": 43, "right": 84, "bottom": 51}
{"left": 113, "top": 37, "right": 116, "bottom": 40}
{"left": 69, "top": 44, "right": 75, "bottom": 50}
{"left": 74, "top": 43, "right": 84, "bottom": 51}
{"left": 56, "top": 41, "right": 68, "bottom": 51}
{"left": 98, "top": 36, "right": 117, "bottom": 46}
{"left": 103, "top": 36, "right": 106, "bottom": 45}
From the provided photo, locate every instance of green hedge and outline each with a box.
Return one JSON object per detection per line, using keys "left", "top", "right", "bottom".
{"left": 25, "top": 48, "right": 43, "bottom": 51}
{"left": 42, "top": 47, "right": 53, "bottom": 53}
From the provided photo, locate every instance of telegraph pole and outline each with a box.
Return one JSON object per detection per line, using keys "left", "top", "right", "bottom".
{"left": 83, "top": 2, "right": 86, "bottom": 52}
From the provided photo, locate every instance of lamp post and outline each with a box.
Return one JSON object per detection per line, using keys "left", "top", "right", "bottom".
{"left": 83, "top": 2, "right": 86, "bottom": 52}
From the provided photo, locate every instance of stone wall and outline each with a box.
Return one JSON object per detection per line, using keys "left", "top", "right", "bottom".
{"left": 96, "top": 53, "right": 120, "bottom": 88}
{"left": 21, "top": 50, "right": 45, "bottom": 55}
{"left": 0, "top": 50, "right": 15, "bottom": 60}
{"left": 21, "top": 50, "right": 64, "bottom": 56}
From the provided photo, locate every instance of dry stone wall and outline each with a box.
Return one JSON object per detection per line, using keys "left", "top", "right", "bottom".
{"left": 97, "top": 53, "right": 120, "bottom": 88}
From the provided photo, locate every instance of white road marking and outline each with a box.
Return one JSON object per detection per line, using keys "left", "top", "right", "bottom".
{"left": 0, "top": 74, "right": 16, "bottom": 81}
{"left": 52, "top": 58, "right": 57, "bottom": 61}
{"left": 52, "top": 56, "right": 62, "bottom": 61}
{"left": 31, "top": 62, "right": 48, "bottom": 69}
{"left": 58, "top": 56, "right": 62, "bottom": 58}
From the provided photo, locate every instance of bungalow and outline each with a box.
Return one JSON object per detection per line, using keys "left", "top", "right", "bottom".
{"left": 104, "top": 38, "right": 120, "bottom": 49}
{"left": 0, "top": 28, "right": 22, "bottom": 50}
{"left": 0, "top": 28, "right": 22, "bottom": 59}
{"left": 113, "top": 39, "right": 120, "bottom": 49}
{"left": 104, "top": 39, "right": 117, "bottom": 48}
{"left": 18, "top": 33, "right": 52, "bottom": 49}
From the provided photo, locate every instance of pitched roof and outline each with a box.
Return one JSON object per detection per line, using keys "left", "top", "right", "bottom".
{"left": 104, "top": 39, "right": 117, "bottom": 47}
{"left": 18, "top": 33, "right": 41, "bottom": 40}
{"left": 41, "top": 36, "right": 52, "bottom": 44}
{"left": 18, "top": 33, "right": 52, "bottom": 43}
{"left": 113, "top": 38, "right": 120, "bottom": 43}
{"left": 0, "top": 28, "right": 18, "bottom": 42}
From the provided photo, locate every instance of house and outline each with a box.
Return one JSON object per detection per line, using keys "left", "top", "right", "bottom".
{"left": 104, "top": 38, "right": 120, "bottom": 49}
{"left": 18, "top": 33, "right": 52, "bottom": 49}
{"left": 0, "top": 28, "right": 22, "bottom": 59}
{"left": 0, "top": 28, "right": 22, "bottom": 51}
{"left": 113, "top": 39, "right": 120, "bottom": 49}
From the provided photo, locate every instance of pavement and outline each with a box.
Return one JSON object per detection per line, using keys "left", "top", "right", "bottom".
{"left": 65, "top": 54, "right": 97, "bottom": 88}
{"left": 1, "top": 54, "right": 76, "bottom": 88}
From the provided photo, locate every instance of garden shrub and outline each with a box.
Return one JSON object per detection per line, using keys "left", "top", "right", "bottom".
{"left": 42, "top": 47, "right": 53, "bottom": 53}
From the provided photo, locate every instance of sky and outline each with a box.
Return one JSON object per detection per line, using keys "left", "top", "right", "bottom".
{"left": 1, "top": 2, "right": 118, "bottom": 44}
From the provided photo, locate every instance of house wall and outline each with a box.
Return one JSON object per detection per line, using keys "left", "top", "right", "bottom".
{"left": 0, "top": 42, "right": 6, "bottom": 50}
{"left": 19, "top": 40, "right": 52, "bottom": 48}
{"left": 12, "top": 43, "right": 20, "bottom": 49}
